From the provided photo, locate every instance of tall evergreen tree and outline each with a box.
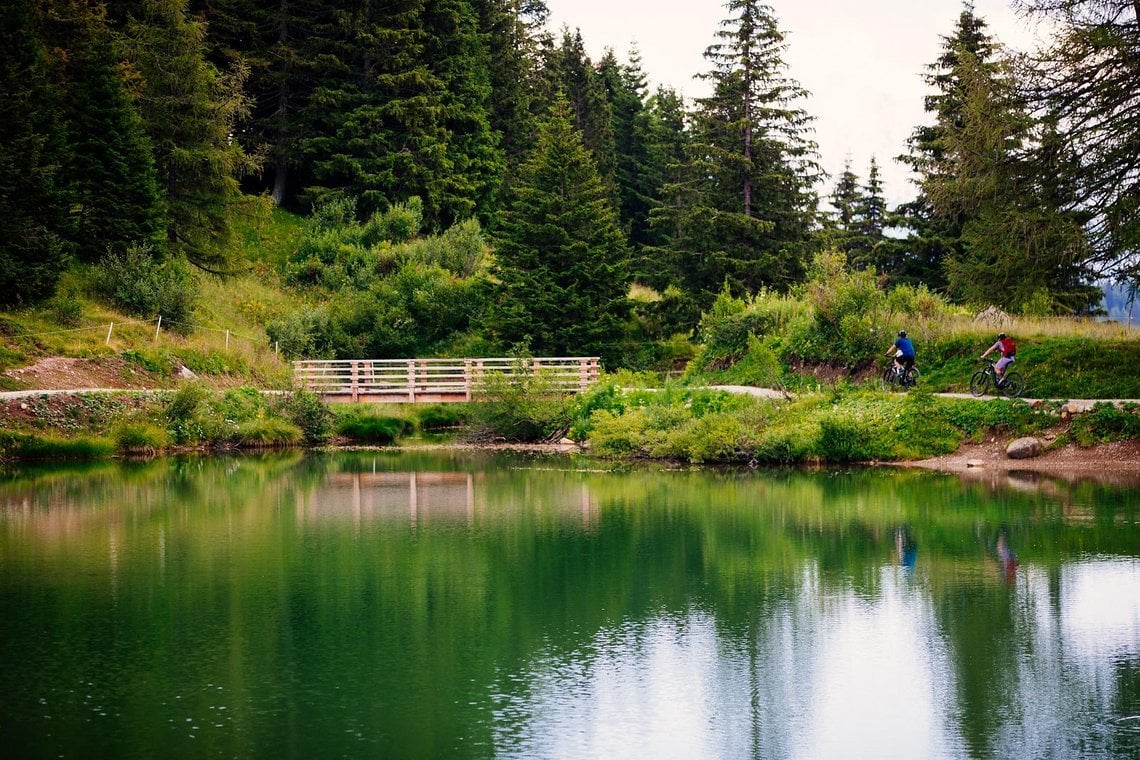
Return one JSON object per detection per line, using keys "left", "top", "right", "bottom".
{"left": 597, "top": 46, "right": 658, "bottom": 251}
{"left": 895, "top": 2, "right": 998, "bottom": 289}
{"left": 851, "top": 156, "right": 890, "bottom": 270}
{"left": 423, "top": 0, "right": 503, "bottom": 226}
{"left": 547, "top": 29, "right": 618, "bottom": 195}
{"left": 299, "top": 0, "right": 450, "bottom": 221}
{"left": 192, "top": 0, "right": 329, "bottom": 208}
{"left": 0, "top": 0, "right": 71, "bottom": 303}
{"left": 42, "top": 0, "right": 165, "bottom": 262}
{"left": 927, "top": 49, "right": 1096, "bottom": 311}
{"left": 490, "top": 99, "right": 630, "bottom": 364}
{"left": 649, "top": 0, "right": 819, "bottom": 325}
{"left": 119, "top": 0, "right": 258, "bottom": 271}
{"left": 1019, "top": 0, "right": 1140, "bottom": 282}
{"left": 472, "top": 0, "right": 548, "bottom": 169}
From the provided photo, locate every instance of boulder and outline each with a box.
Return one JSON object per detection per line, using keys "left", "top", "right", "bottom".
{"left": 1006, "top": 437, "right": 1043, "bottom": 460}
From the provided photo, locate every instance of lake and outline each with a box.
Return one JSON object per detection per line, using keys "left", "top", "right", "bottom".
{"left": 1, "top": 450, "right": 1138, "bottom": 759}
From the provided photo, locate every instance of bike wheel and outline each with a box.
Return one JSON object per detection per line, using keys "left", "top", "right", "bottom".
{"left": 904, "top": 367, "right": 920, "bottom": 389}
{"left": 969, "top": 370, "right": 989, "bottom": 397}
{"left": 882, "top": 367, "right": 898, "bottom": 392}
{"left": 1000, "top": 370, "right": 1024, "bottom": 398}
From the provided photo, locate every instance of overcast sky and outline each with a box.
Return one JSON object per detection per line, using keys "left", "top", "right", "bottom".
{"left": 542, "top": 0, "right": 1050, "bottom": 208}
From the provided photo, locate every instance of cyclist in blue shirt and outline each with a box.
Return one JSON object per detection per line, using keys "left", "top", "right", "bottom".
{"left": 885, "top": 330, "right": 915, "bottom": 376}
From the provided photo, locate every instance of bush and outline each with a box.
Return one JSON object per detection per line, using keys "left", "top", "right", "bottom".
{"left": 416, "top": 404, "right": 467, "bottom": 431}
{"left": 94, "top": 245, "right": 197, "bottom": 327}
{"left": 1070, "top": 403, "right": 1140, "bottom": 446}
{"left": 235, "top": 417, "right": 302, "bottom": 447}
{"left": 113, "top": 422, "right": 170, "bottom": 455}
{"left": 1, "top": 432, "right": 115, "bottom": 460}
{"left": 361, "top": 198, "right": 423, "bottom": 247}
{"left": 335, "top": 411, "right": 410, "bottom": 443}
{"left": 466, "top": 366, "right": 572, "bottom": 442}
{"left": 282, "top": 389, "right": 335, "bottom": 444}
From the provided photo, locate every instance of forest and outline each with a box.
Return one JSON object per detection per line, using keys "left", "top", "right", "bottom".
{"left": 3, "top": 0, "right": 1140, "bottom": 369}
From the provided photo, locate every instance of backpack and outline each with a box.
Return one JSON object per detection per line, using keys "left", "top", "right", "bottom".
{"left": 999, "top": 337, "right": 1016, "bottom": 357}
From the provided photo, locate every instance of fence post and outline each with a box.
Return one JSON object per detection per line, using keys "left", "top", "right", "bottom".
{"left": 155, "top": 315, "right": 162, "bottom": 340}
{"left": 407, "top": 360, "right": 416, "bottom": 402}
{"left": 275, "top": 341, "right": 279, "bottom": 359}
{"left": 225, "top": 329, "right": 230, "bottom": 351}
{"left": 464, "top": 359, "right": 473, "bottom": 401}
{"left": 105, "top": 322, "right": 114, "bottom": 345}
{"left": 351, "top": 361, "right": 359, "bottom": 403}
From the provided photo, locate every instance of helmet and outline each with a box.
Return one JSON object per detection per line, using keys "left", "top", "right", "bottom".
{"left": 997, "top": 332, "right": 1006, "bottom": 339}
{"left": 898, "top": 330, "right": 907, "bottom": 338}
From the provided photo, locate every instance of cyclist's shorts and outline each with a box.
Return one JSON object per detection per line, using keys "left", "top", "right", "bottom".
{"left": 996, "top": 356, "right": 1015, "bottom": 372}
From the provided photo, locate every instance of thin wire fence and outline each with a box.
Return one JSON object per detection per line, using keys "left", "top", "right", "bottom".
{"left": 2, "top": 315, "right": 287, "bottom": 375}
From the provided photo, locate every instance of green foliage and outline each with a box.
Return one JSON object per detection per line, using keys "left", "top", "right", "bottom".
{"left": 1070, "top": 403, "right": 1140, "bottom": 447}
{"left": 335, "top": 410, "right": 411, "bottom": 444}
{"left": 112, "top": 421, "right": 170, "bottom": 454}
{"left": 47, "top": 290, "right": 85, "bottom": 327}
{"left": 281, "top": 389, "right": 335, "bottom": 445}
{"left": 234, "top": 417, "right": 302, "bottom": 448}
{"left": 94, "top": 245, "right": 197, "bottom": 326}
{"left": 466, "top": 366, "right": 572, "bottom": 442}
{"left": 361, "top": 198, "right": 424, "bottom": 247}
{"left": 0, "top": 431, "right": 115, "bottom": 460}
{"left": 490, "top": 98, "right": 631, "bottom": 366}
{"left": 415, "top": 404, "right": 467, "bottom": 431}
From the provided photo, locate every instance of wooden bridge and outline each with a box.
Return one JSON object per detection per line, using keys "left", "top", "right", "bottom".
{"left": 293, "top": 357, "right": 600, "bottom": 403}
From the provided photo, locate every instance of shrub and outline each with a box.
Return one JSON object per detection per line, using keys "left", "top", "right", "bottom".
{"left": 281, "top": 389, "right": 335, "bottom": 444}
{"left": 113, "top": 422, "right": 170, "bottom": 455}
{"left": 1070, "top": 403, "right": 1140, "bottom": 446}
{"left": 361, "top": 197, "right": 423, "bottom": 246}
{"left": 466, "top": 366, "right": 572, "bottom": 442}
{"left": 94, "top": 245, "right": 197, "bottom": 327}
{"left": 235, "top": 417, "right": 302, "bottom": 447}
{"left": 1, "top": 432, "right": 115, "bottom": 460}
{"left": 416, "top": 404, "right": 467, "bottom": 431}
{"left": 48, "top": 290, "right": 84, "bottom": 326}
{"left": 335, "top": 411, "right": 410, "bottom": 443}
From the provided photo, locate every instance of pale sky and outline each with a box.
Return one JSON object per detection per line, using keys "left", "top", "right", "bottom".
{"left": 543, "top": 0, "right": 1049, "bottom": 209}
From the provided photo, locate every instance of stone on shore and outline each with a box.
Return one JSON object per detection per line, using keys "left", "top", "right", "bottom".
{"left": 1006, "top": 437, "right": 1043, "bottom": 460}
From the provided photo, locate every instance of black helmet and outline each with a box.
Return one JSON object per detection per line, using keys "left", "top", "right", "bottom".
{"left": 898, "top": 330, "right": 907, "bottom": 338}
{"left": 997, "top": 332, "right": 1006, "bottom": 339}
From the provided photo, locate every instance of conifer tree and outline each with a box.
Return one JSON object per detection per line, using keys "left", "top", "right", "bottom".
{"left": 0, "top": 0, "right": 70, "bottom": 303}
{"left": 828, "top": 160, "right": 861, "bottom": 246}
{"left": 649, "top": 0, "right": 818, "bottom": 326}
{"left": 548, "top": 29, "right": 618, "bottom": 195}
{"left": 42, "top": 0, "right": 165, "bottom": 262}
{"left": 1019, "top": 0, "right": 1140, "bottom": 282}
{"left": 491, "top": 99, "right": 630, "bottom": 364}
{"left": 851, "top": 156, "right": 890, "bottom": 271}
{"left": 896, "top": 3, "right": 998, "bottom": 289}
{"left": 120, "top": 0, "right": 258, "bottom": 271}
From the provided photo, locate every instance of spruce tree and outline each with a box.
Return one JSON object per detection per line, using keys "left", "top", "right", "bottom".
{"left": 895, "top": 3, "right": 998, "bottom": 289}
{"left": 649, "top": 0, "right": 819, "bottom": 326}
{"left": 42, "top": 0, "right": 165, "bottom": 262}
{"left": 851, "top": 156, "right": 890, "bottom": 271}
{"left": 827, "top": 159, "right": 862, "bottom": 256}
{"left": 1019, "top": 0, "right": 1140, "bottom": 282}
{"left": 549, "top": 29, "right": 618, "bottom": 195}
{"left": 120, "top": 0, "right": 258, "bottom": 271}
{"left": 491, "top": 99, "right": 630, "bottom": 364}
{"left": 0, "top": 0, "right": 71, "bottom": 303}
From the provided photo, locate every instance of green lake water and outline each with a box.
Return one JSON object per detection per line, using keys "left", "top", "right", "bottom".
{"left": 1, "top": 450, "right": 1138, "bottom": 759}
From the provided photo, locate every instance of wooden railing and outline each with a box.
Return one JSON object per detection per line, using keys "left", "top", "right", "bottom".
{"left": 292, "top": 357, "right": 601, "bottom": 403}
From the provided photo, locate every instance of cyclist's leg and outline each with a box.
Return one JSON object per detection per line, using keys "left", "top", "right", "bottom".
{"left": 996, "top": 356, "right": 1013, "bottom": 379}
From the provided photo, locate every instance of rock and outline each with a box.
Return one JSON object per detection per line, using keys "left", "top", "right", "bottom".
{"left": 558, "top": 437, "right": 576, "bottom": 446}
{"left": 178, "top": 365, "right": 197, "bottom": 379}
{"left": 1006, "top": 437, "right": 1043, "bottom": 460}
{"left": 973, "top": 305, "right": 1012, "bottom": 327}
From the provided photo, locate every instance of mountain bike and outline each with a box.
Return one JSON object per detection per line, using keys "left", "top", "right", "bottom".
{"left": 969, "top": 359, "right": 1024, "bottom": 398}
{"left": 882, "top": 362, "right": 919, "bottom": 392}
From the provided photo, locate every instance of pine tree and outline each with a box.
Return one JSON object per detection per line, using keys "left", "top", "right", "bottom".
{"left": 548, "top": 29, "right": 618, "bottom": 195}
{"left": 491, "top": 99, "right": 630, "bottom": 364}
{"left": 648, "top": 0, "right": 819, "bottom": 325}
{"left": 0, "top": 0, "right": 71, "bottom": 303}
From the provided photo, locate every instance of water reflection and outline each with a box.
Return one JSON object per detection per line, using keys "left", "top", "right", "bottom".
{"left": 0, "top": 453, "right": 1136, "bottom": 759}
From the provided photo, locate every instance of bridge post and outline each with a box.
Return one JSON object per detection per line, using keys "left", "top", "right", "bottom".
{"left": 351, "top": 361, "right": 359, "bottom": 403}
{"left": 464, "top": 359, "right": 473, "bottom": 401}
{"left": 407, "top": 360, "right": 416, "bottom": 402}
